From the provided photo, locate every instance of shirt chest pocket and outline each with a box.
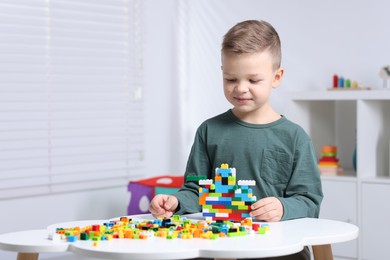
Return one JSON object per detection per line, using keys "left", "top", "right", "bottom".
{"left": 261, "top": 149, "right": 292, "bottom": 185}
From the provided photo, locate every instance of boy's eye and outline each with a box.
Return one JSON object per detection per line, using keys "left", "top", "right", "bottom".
{"left": 225, "top": 78, "right": 236, "bottom": 83}
{"left": 249, "top": 79, "right": 260, "bottom": 84}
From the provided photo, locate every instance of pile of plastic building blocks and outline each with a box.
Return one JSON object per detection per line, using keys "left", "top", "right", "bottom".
{"left": 50, "top": 215, "right": 269, "bottom": 243}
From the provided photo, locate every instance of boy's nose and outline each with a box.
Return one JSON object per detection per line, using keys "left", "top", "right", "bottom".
{"left": 235, "top": 82, "right": 249, "bottom": 93}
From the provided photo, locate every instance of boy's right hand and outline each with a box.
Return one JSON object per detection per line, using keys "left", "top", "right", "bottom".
{"left": 148, "top": 194, "right": 179, "bottom": 218}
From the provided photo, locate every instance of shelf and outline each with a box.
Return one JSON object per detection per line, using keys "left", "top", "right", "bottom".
{"left": 321, "top": 175, "right": 357, "bottom": 183}
{"left": 289, "top": 89, "right": 390, "bottom": 260}
{"left": 290, "top": 89, "right": 390, "bottom": 101}
{"left": 289, "top": 100, "right": 357, "bottom": 172}
{"left": 289, "top": 96, "right": 390, "bottom": 180}
{"left": 361, "top": 176, "right": 390, "bottom": 185}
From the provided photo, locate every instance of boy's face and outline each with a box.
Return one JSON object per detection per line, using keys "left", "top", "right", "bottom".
{"left": 221, "top": 51, "right": 283, "bottom": 122}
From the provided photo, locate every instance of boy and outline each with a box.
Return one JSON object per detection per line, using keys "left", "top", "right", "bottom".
{"left": 149, "top": 20, "right": 322, "bottom": 260}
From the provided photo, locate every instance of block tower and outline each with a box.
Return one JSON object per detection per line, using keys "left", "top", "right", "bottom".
{"left": 318, "top": 145, "right": 343, "bottom": 176}
{"left": 198, "top": 163, "right": 256, "bottom": 222}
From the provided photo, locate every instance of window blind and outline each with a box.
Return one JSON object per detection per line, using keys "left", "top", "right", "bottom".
{"left": 0, "top": 0, "right": 144, "bottom": 199}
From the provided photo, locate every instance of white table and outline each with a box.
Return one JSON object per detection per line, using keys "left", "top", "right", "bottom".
{"left": 0, "top": 214, "right": 359, "bottom": 260}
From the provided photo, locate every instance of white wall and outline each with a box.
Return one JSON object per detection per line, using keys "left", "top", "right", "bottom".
{"left": 143, "top": 0, "right": 185, "bottom": 175}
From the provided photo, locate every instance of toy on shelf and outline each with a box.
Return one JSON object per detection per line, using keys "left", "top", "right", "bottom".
{"left": 318, "top": 146, "right": 343, "bottom": 176}
{"left": 49, "top": 214, "right": 270, "bottom": 243}
{"left": 193, "top": 163, "right": 257, "bottom": 222}
{"left": 329, "top": 74, "right": 370, "bottom": 91}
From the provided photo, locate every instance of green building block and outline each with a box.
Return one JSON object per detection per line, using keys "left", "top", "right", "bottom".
{"left": 186, "top": 175, "right": 207, "bottom": 182}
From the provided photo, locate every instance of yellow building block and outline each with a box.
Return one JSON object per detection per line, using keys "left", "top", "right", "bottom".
{"left": 232, "top": 201, "right": 245, "bottom": 206}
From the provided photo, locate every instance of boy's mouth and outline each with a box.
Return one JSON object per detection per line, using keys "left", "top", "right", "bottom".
{"left": 234, "top": 97, "right": 252, "bottom": 103}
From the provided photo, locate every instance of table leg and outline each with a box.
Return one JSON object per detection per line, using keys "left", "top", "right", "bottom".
{"left": 16, "top": 253, "right": 39, "bottom": 260}
{"left": 312, "top": 244, "right": 333, "bottom": 260}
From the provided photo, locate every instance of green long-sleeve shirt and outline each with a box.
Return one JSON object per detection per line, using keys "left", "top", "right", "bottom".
{"left": 173, "top": 110, "right": 323, "bottom": 221}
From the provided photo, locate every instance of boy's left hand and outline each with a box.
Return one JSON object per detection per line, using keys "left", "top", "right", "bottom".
{"left": 249, "top": 197, "right": 283, "bottom": 222}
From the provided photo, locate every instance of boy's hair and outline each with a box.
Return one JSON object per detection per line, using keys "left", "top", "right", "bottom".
{"left": 222, "top": 20, "right": 282, "bottom": 70}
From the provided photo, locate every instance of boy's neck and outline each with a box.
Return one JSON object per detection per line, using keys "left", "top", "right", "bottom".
{"left": 231, "top": 108, "right": 281, "bottom": 124}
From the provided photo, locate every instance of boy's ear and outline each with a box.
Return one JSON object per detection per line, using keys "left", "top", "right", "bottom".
{"left": 272, "top": 67, "right": 284, "bottom": 88}
{"left": 220, "top": 65, "right": 223, "bottom": 71}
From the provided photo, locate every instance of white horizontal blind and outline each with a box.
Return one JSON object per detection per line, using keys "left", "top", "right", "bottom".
{"left": 0, "top": 0, "right": 144, "bottom": 199}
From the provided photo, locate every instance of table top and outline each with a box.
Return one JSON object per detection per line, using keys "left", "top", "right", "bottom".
{"left": 0, "top": 214, "right": 359, "bottom": 259}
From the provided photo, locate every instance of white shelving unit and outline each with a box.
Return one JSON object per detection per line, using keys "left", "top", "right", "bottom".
{"left": 288, "top": 90, "right": 390, "bottom": 260}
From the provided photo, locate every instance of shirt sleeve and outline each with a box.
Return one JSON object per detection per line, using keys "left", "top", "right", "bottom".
{"left": 279, "top": 140, "right": 323, "bottom": 220}
{"left": 172, "top": 127, "right": 211, "bottom": 215}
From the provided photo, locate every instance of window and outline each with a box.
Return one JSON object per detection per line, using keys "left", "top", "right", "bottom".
{"left": 0, "top": 0, "right": 144, "bottom": 199}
